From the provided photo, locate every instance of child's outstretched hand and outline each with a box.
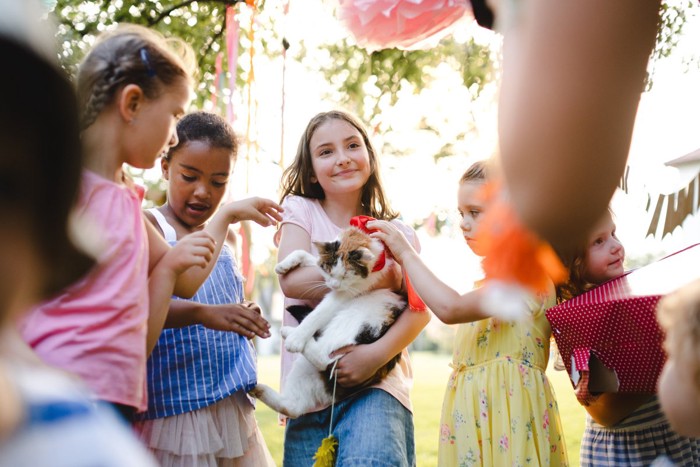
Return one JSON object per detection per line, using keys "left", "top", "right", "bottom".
{"left": 162, "top": 230, "right": 216, "bottom": 275}
{"left": 221, "top": 197, "right": 283, "bottom": 227}
{"left": 197, "top": 300, "right": 271, "bottom": 339}
{"left": 365, "top": 220, "right": 416, "bottom": 266}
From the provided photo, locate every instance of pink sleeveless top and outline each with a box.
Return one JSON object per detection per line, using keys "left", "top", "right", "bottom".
{"left": 20, "top": 170, "right": 150, "bottom": 410}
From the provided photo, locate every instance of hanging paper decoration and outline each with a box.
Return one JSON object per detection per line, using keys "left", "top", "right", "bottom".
{"left": 645, "top": 173, "right": 700, "bottom": 238}
{"left": 225, "top": 6, "right": 240, "bottom": 124}
{"left": 210, "top": 52, "right": 224, "bottom": 111}
{"left": 337, "top": 0, "right": 469, "bottom": 51}
{"left": 279, "top": 0, "right": 291, "bottom": 167}
{"left": 239, "top": 221, "right": 255, "bottom": 297}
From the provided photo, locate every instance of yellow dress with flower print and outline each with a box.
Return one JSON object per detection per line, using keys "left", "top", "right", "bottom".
{"left": 438, "top": 287, "right": 568, "bottom": 466}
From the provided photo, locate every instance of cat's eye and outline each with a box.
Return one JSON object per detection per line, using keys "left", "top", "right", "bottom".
{"left": 348, "top": 250, "right": 362, "bottom": 261}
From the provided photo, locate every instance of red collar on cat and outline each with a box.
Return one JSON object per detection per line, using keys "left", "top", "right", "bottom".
{"left": 349, "top": 215, "right": 386, "bottom": 272}
{"left": 349, "top": 215, "right": 427, "bottom": 312}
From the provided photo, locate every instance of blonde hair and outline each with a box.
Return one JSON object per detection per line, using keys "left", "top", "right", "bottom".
{"left": 460, "top": 160, "right": 491, "bottom": 184}
{"left": 76, "top": 24, "right": 196, "bottom": 129}
{"left": 657, "top": 279, "right": 700, "bottom": 392}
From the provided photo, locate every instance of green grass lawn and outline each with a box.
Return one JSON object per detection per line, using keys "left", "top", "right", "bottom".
{"left": 255, "top": 352, "right": 586, "bottom": 466}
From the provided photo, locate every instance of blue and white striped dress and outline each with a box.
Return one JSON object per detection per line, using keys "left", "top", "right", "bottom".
{"left": 135, "top": 210, "right": 257, "bottom": 421}
{"left": 580, "top": 396, "right": 700, "bottom": 466}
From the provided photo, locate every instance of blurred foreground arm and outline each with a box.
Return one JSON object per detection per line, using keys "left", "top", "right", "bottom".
{"left": 498, "top": 0, "right": 661, "bottom": 250}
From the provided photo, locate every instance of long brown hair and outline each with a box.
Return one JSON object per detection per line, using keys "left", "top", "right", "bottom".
{"left": 279, "top": 110, "right": 398, "bottom": 221}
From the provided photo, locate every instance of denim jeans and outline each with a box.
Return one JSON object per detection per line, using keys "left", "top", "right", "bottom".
{"left": 283, "top": 388, "right": 416, "bottom": 467}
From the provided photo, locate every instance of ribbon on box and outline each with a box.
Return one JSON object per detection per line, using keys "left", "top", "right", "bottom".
{"left": 350, "top": 215, "right": 427, "bottom": 312}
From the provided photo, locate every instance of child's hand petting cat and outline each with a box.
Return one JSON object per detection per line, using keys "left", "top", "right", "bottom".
{"left": 197, "top": 301, "right": 271, "bottom": 339}
{"left": 366, "top": 220, "right": 416, "bottom": 266}
{"left": 331, "top": 343, "right": 385, "bottom": 388}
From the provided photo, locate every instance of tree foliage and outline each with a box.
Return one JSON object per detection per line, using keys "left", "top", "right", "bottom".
{"left": 307, "top": 36, "right": 496, "bottom": 127}
{"left": 52, "top": 0, "right": 286, "bottom": 108}
{"left": 50, "top": 0, "right": 695, "bottom": 156}
{"left": 647, "top": 0, "right": 696, "bottom": 89}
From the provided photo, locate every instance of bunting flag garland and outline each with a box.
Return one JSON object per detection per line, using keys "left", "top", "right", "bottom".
{"left": 645, "top": 172, "right": 700, "bottom": 238}
{"left": 616, "top": 162, "right": 700, "bottom": 239}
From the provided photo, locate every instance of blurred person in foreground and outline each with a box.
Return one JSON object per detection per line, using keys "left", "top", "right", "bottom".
{"left": 0, "top": 1, "right": 156, "bottom": 465}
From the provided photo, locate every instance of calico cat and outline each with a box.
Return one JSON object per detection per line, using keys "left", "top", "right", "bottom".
{"left": 250, "top": 226, "right": 406, "bottom": 418}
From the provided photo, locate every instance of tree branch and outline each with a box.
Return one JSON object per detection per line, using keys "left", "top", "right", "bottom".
{"left": 148, "top": 0, "right": 246, "bottom": 27}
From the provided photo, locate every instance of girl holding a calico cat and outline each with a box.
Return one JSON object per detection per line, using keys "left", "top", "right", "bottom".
{"left": 273, "top": 110, "right": 430, "bottom": 466}
{"left": 369, "top": 161, "right": 568, "bottom": 466}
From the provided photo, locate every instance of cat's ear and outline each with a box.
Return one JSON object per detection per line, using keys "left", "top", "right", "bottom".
{"left": 313, "top": 241, "right": 329, "bottom": 257}
{"left": 314, "top": 240, "right": 339, "bottom": 256}
{"left": 350, "top": 247, "right": 375, "bottom": 265}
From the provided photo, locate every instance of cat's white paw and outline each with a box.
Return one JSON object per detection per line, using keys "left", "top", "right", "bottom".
{"left": 280, "top": 326, "right": 294, "bottom": 339}
{"left": 276, "top": 250, "right": 317, "bottom": 275}
{"left": 275, "top": 259, "right": 297, "bottom": 275}
{"left": 248, "top": 385, "right": 265, "bottom": 399}
{"left": 284, "top": 332, "right": 306, "bottom": 353}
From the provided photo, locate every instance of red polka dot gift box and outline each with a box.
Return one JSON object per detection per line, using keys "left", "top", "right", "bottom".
{"left": 546, "top": 243, "right": 700, "bottom": 393}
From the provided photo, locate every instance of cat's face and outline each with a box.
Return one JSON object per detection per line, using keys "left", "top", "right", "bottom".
{"left": 314, "top": 227, "right": 383, "bottom": 292}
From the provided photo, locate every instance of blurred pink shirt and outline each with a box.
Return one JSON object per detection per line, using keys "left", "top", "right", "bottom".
{"left": 273, "top": 195, "right": 422, "bottom": 415}
{"left": 20, "top": 170, "right": 149, "bottom": 411}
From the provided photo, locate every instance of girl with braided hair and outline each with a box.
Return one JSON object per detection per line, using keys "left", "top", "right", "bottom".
{"left": 19, "top": 24, "right": 283, "bottom": 422}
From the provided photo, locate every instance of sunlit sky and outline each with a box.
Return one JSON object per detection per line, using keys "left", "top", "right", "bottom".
{"left": 113, "top": 0, "right": 695, "bottom": 301}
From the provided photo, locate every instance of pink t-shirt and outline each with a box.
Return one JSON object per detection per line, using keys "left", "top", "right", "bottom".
{"left": 273, "top": 195, "right": 422, "bottom": 413}
{"left": 20, "top": 170, "right": 149, "bottom": 410}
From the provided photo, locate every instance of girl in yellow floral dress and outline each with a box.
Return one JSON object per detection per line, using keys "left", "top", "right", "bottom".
{"left": 368, "top": 161, "right": 568, "bottom": 466}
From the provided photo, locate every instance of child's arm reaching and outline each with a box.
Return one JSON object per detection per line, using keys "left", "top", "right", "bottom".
{"left": 146, "top": 230, "right": 216, "bottom": 355}
{"left": 368, "top": 220, "right": 489, "bottom": 324}
{"left": 164, "top": 300, "right": 271, "bottom": 339}
{"left": 147, "top": 197, "right": 283, "bottom": 299}
{"left": 498, "top": 0, "right": 661, "bottom": 250}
